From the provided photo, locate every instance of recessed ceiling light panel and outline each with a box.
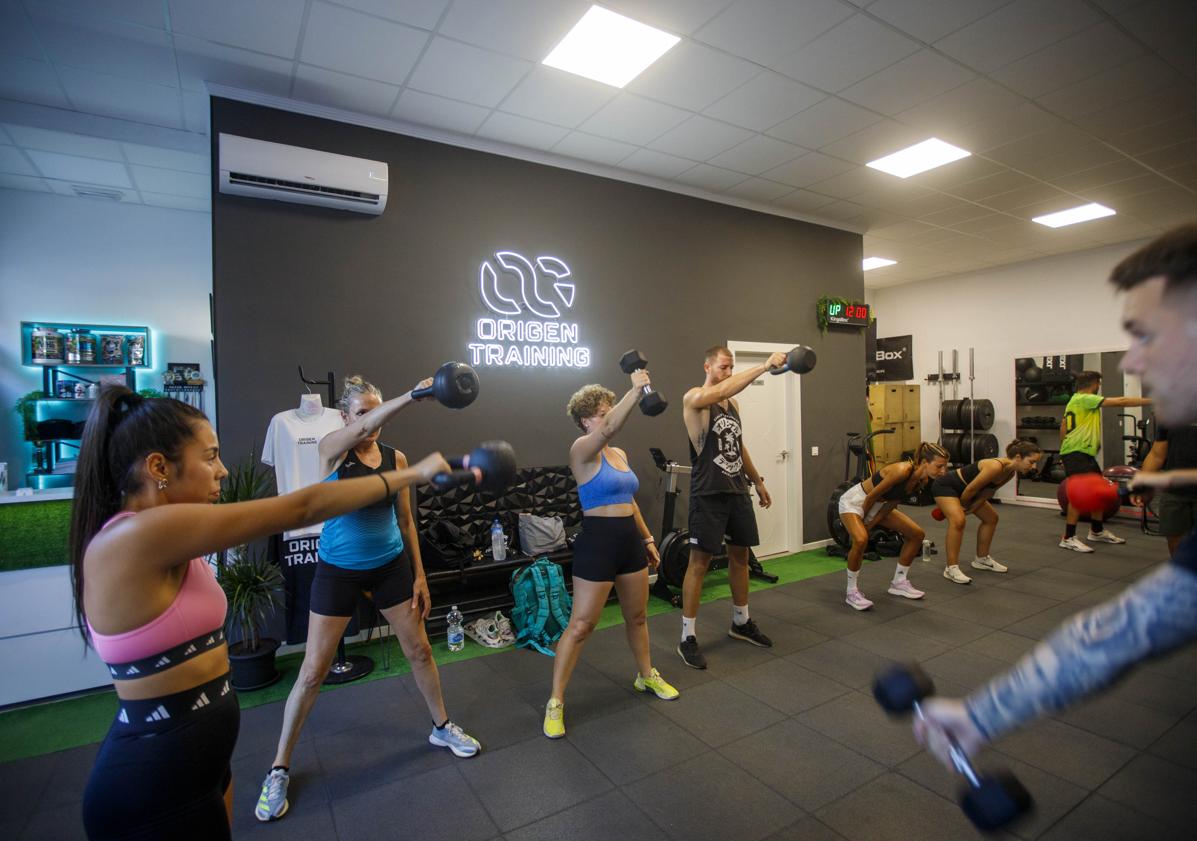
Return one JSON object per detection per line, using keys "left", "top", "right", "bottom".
{"left": 863, "top": 257, "right": 897, "bottom": 271}
{"left": 543, "top": 5, "right": 680, "bottom": 88}
{"left": 866, "top": 138, "right": 971, "bottom": 178}
{"left": 1032, "top": 202, "right": 1116, "bottom": 228}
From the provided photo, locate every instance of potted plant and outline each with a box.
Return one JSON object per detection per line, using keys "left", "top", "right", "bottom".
{"left": 213, "top": 447, "right": 283, "bottom": 690}
{"left": 13, "top": 390, "right": 45, "bottom": 441}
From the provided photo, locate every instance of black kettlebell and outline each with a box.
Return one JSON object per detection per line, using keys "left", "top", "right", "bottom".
{"left": 432, "top": 441, "right": 517, "bottom": 494}
{"left": 412, "top": 362, "right": 479, "bottom": 409}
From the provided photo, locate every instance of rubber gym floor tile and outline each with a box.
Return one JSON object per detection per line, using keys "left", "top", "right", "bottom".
{"left": 921, "top": 649, "right": 1020, "bottom": 692}
{"left": 1038, "top": 794, "right": 1179, "bottom": 841}
{"left": 720, "top": 718, "right": 885, "bottom": 812}
{"left": 1136, "top": 642, "right": 1197, "bottom": 685}
{"left": 840, "top": 623, "right": 954, "bottom": 663}
{"left": 626, "top": 750, "right": 802, "bottom": 841}
{"left": 300, "top": 673, "right": 410, "bottom": 739}
{"left": 958, "top": 629, "right": 1038, "bottom": 665}
{"left": 796, "top": 691, "right": 924, "bottom": 768}
{"left": 993, "top": 567, "right": 1112, "bottom": 601}
{"left": 480, "top": 646, "right": 563, "bottom": 687}
{"left": 991, "top": 718, "right": 1137, "bottom": 790}
{"left": 1097, "top": 753, "right": 1197, "bottom": 834}
{"left": 507, "top": 789, "right": 668, "bottom": 841}
{"left": 766, "top": 599, "right": 908, "bottom": 640}
{"left": 896, "top": 748, "right": 1088, "bottom": 841}
{"left": 35, "top": 742, "right": 98, "bottom": 810}
{"left": 568, "top": 704, "right": 707, "bottom": 785}
{"left": 925, "top": 587, "right": 1062, "bottom": 629}
{"left": 18, "top": 806, "right": 84, "bottom": 841}
{"left": 737, "top": 609, "right": 830, "bottom": 656}
{"left": 412, "top": 651, "right": 519, "bottom": 699}
{"left": 1053, "top": 692, "right": 1180, "bottom": 750}
{"left": 1149, "top": 710, "right": 1197, "bottom": 771}
{"left": 748, "top": 586, "right": 818, "bottom": 614}
{"left": 1050, "top": 553, "right": 1159, "bottom": 581}
{"left": 239, "top": 802, "right": 339, "bottom": 840}
{"left": 784, "top": 639, "right": 897, "bottom": 691}
{"left": 311, "top": 713, "right": 457, "bottom": 802}
{"left": 816, "top": 772, "right": 1018, "bottom": 841}
{"left": 1104, "top": 666, "right": 1197, "bottom": 717}
{"left": 233, "top": 696, "right": 314, "bottom": 759}
{"left": 1061, "top": 579, "right": 1137, "bottom": 607}
{"left": 683, "top": 630, "right": 780, "bottom": 675}
{"left": 651, "top": 679, "right": 785, "bottom": 748}
{"left": 731, "top": 657, "right": 851, "bottom": 716}
{"left": 514, "top": 661, "right": 640, "bottom": 731}
{"left": 1001, "top": 601, "right": 1089, "bottom": 640}
{"left": 0, "top": 751, "right": 56, "bottom": 820}
{"left": 880, "top": 608, "right": 993, "bottom": 647}
{"left": 458, "top": 737, "right": 612, "bottom": 832}
{"left": 332, "top": 764, "right": 498, "bottom": 841}
{"left": 762, "top": 816, "right": 851, "bottom": 841}
{"left": 231, "top": 742, "right": 328, "bottom": 835}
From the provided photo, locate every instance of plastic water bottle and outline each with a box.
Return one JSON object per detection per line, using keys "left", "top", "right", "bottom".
{"left": 446, "top": 605, "right": 465, "bottom": 652}
{"left": 921, "top": 539, "right": 932, "bottom": 562}
{"left": 491, "top": 519, "right": 507, "bottom": 562}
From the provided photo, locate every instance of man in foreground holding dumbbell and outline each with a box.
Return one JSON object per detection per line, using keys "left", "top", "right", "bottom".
{"left": 256, "top": 366, "right": 494, "bottom": 822}
{"left": 678, "top": 344, "right": 813, "bottom": 669}
{"left": 913, "top": 226, "right": 1197, "bottom": 795}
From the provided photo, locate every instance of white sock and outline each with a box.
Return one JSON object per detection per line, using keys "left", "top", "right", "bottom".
{"left": 732, "top": 604, "right": 749, "bottom": 626}
{"left": 892, "top": 564, "right": 909, "bottom": 584}
{"left": 681, "top": 616, "right": 696, "bottom": 642}
{"left": 847, "top": 569, "right": 859, "bottom": 593}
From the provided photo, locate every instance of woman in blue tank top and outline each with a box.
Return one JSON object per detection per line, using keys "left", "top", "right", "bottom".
{"left": 255, "top": 375, "right": 481, "bottom": 823}
{"left": 543, "top": 368, "right": 680, "bottom": 739}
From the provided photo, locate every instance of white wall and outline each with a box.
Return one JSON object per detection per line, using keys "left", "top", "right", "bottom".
{"left": 866, "top": 240, "right": 1147, "bottom": 501}
{"left": 0, "top": 188, "right": 212, "bottom": 704}
{"left": 0, "top": 189, "right": 213, "bottom": 486}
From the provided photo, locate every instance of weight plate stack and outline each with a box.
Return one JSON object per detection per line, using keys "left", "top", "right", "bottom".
{"left": 940, "top": 398, "right": 994, "bottom": 431}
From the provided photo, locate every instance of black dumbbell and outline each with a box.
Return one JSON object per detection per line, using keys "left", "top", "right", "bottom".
{"left": 874, "top": 664, "right": 1033, "bottom": 832}
{"left": 431, "top": 441, "right": 516, "bottom": 494}
{"left": 769, "top": 345, "right": 817, "bottom": 376}
{"left": 412, "top": 362, "right": 480, "bottom": 409}
{"left": 618, "top": 350, "right": 667, "bottom": 416}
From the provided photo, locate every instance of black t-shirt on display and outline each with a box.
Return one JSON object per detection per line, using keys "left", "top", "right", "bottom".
{"left": 1158, "top": 424, "right": 1197, "bottom": 499}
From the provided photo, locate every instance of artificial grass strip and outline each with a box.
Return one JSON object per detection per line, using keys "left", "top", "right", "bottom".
{"left": 0, "top": 546, "right": 838, "bottom": 763}
{"left": 0, "top": 499, "right": 71, "bottom": 571}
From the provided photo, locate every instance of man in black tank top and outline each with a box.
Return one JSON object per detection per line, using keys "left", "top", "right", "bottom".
{"left": 677, "top": 345, "right": 788, "bottom": 670}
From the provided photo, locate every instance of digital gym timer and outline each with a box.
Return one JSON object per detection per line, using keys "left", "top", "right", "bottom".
{"left": 826, "top": 301, "right": 870, "bottom": 327}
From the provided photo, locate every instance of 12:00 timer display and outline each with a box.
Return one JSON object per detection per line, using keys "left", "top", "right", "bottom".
{"left": 826, "top": 301, "right": 870, "bottom": 326}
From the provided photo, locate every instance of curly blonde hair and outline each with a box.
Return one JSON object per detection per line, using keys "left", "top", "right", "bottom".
{"left": 566, "top": 384, "right": 616, "bottom": 431}
{"left": 338, "top": 374, "right": 382, "bottom": 412}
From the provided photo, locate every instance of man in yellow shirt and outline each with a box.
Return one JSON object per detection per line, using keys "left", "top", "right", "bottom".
{"left": 1058, "top": 370, "right": 1152, "bottom": 551}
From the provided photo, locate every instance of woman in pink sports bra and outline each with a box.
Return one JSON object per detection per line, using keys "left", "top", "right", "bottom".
{"left": 72, "top": 386, "right": 450, "bottom": 841}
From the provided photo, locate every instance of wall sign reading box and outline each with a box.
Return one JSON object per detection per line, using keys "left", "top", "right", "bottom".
{"left": 827, "top": 301, "right": 870, "bottom": 327}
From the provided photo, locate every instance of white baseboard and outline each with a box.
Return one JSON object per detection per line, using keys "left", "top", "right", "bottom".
{"left": 800, "top": 538, "right": 834, "bottom": 551}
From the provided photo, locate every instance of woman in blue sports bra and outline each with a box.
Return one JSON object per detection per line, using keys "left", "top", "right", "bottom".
{"left": 543, "top": 369, "right": 680, "bottom": 739}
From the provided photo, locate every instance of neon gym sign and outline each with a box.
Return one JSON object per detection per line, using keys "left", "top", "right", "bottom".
{"left": 468, "top": 251, "right": 591, "bottom": 368}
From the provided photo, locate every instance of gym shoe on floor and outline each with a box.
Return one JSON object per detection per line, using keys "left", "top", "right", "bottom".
{"left": 255, "top": 767, "right": 290, "bottom": 822}
{"left": 634, "top": 668, "right": 680, "bottom": 700}
{"left": 429, "top": 721, "right": 481, "bottom": 757}
{"left": 464, "top": 617, "right": 504, "bottom": 649}
{"left": 1059, "top": 536, "right": 1094, "bottom": 553}
{"left": 493, "top": 611, "right": 516, "bottom": 645}
{"left": 677, "top": 635, "right": 707, "bottom": 670}
{"left": 727, "top": 618, "right": 773, "bottom": 648}
{"left": 887, "top": 579, "right": 925, "bottom": 600}
{"left": 1087, "top": 529, "right": 1126, "bottom": 544}
{"left": 943, "top": 565, "right": 972, "bottom": 584}
{"left": 971, "top": 555, "right": 1008, "bottom": 573}
{"left": 543, "top": 699, "right": 565, "bottom": 739}
{"left": 845, "top": 589, "right": 873, "bottom": 611}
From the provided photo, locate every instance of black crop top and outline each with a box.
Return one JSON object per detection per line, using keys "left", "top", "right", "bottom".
{"left": 868, "top": 467, "right": 914, "bottom": 501}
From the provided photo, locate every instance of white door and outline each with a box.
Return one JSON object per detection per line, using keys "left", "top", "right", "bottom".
{"left": 732, "top": 352, "right": 790, "bottom": 556}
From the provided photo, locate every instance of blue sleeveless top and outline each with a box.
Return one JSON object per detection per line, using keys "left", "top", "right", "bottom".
{"left": 318, "top": 443, "right": 404, "bottom": 570}
{"left": 577, "top": 452, "right": 639, "bottom": 510}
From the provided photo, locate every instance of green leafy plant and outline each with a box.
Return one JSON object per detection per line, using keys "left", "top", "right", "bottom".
{"left": 218, "top": 444, "right": 276, "bottom": 505}
{"left": 13, "top": 390, "right": 46, "bottom": 441}
{"left": 137, "top": 388, "right": 166, "bottom": 399}
{"left": 216, "top": 546, "right": 282, "bottom": 653}
{"left": 816, "top": 295, "right": 873, "bottom": 334}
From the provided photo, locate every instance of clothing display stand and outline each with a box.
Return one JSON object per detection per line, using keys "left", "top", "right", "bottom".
{"left": 299, "top": 366, "right": 375, "bottom": 686}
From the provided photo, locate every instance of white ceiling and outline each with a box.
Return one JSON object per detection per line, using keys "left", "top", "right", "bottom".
{"left": 0, "top": 0, "right": 1194, "bottom": 286}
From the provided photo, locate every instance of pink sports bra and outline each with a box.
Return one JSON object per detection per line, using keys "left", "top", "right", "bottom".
{"left": 87, "top": 511, "right": 228, "bottom": 679}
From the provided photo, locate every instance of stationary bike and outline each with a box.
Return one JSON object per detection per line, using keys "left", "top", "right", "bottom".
{"left": 826, "top": 430, "right": 908, "bottom": 560}
{"left": 649, "top": 447, "right": 777, "bottom": 608}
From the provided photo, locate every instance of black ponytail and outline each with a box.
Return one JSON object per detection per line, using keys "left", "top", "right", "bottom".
{"left": 69, "top": 386, "right": 207, "bottom": 642}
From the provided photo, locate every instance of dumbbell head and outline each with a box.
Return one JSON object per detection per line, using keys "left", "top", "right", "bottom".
{"left": 619, "top": 349, "right": 648, "bottom": 374}
{"left": 466, "top": 440, "right": 517, "bottom": 493}
{"left": 414, "top": 361, "right": 479, "bottom": 408}
{"left": 786, "top": 345, "right": 817, "bottom": 374}
{"left": 960, "top": 771, "right": 1033, "bottom": 831}
{"left": 873, "top": 663, "right": 935, "bottom": 715}
{"left": 640, "top": 392, "right": 668, "bottom": 417}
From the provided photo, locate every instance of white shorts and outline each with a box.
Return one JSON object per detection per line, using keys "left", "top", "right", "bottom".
{"left": 838, "top": 483, "right": 882, "bottom": 524}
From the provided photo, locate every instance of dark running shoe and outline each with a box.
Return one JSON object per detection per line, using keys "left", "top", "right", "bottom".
{"left": 677, "top": 635, "right": 707, "bottom": 670}
{"left": 728, "top": 618, "right": 773, "bottom": 648}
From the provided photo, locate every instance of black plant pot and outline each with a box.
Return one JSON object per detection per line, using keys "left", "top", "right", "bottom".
{"left": 228, "top": 638, "right": 281, "bottom": 691}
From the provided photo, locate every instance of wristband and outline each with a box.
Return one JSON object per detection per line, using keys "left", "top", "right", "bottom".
{"left": 378, "top": 472, "right": 395, "bottom": 502}
{"left": 643, "top": 537, "right": 655, "bottom": 544}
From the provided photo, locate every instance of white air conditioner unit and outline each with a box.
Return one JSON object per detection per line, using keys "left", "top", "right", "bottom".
{"left": 218, "top": 133, "right": 388, "bottom": 215}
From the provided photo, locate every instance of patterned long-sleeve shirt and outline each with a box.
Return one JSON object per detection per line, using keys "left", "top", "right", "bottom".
{"left": 966, "top": 531, "right": 1197, "bottom": 741}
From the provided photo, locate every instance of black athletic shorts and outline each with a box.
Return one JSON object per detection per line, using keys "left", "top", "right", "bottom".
{"left": 688, "top": 492, "right": 759, "bottom": 554}
{"left": 571, "top": 515, "right": 648, "bottom": 582}
{"left": 311, "top": 550, "right": 414, "bottom": 616}
{"left": 930, "top": 471, "right": 967, "bottom": 499}
{"left": 1061, "top": 452, "right": 1102, "bottom": 477}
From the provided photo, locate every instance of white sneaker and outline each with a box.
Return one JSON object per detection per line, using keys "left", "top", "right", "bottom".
{"left": 1059, "top": 536, "right": 1094, "bottom": 553}
{"left": 887, "top": 579, "right": 925, "bottom": 600}
{"left": 971, "top": 555, "right": 1008, "bottom": 573}
{"left": 1087, "top": 529, "right": 1126, "bottom": 544}
{"left": 845, "top": 589, "right": 874, "bottom": 611}
{"left": 943, "top": 565, "right": 972, "bottom": 584}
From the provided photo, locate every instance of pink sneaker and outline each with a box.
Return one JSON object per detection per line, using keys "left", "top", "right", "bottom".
{"left": 887, "top": 579, "right": 925, "bottom": 600}
{"left": 845, "top": 589, "right": 874, "bottom": 611}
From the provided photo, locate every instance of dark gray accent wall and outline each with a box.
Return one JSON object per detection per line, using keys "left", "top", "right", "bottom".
{"left": 211, "top": 98, "right": 863, "bottom": 543}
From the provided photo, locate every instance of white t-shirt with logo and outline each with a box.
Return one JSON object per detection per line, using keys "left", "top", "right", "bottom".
{"left": 262, "top": 407, "right": 345, "bottom": 538}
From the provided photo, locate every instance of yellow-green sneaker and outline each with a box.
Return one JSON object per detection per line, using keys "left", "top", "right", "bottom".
{"left": 634, "top": 668, "right": 680, "bottom": 701}
{"left": 543, "top": 698, "right": 565, "bottom": 739}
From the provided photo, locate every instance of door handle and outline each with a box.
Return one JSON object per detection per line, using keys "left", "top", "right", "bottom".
{"left": 779, "top": 449, "right": 789, "bottom": 461}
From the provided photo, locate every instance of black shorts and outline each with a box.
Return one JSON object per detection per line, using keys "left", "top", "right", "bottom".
{"left": 1061, "top": 452, "right": 1102, "bottom": 477}
{"left": 688, "top": 492, "right": 759, "bottom": 554}
{"left": 930, "top": 472, "right": 967, "bottom": 499}
{"left": 311, "top": 550, "right": 414, "bottom": 617}
{"left": 570, "top": 516, "right": 648, "bottom": 582}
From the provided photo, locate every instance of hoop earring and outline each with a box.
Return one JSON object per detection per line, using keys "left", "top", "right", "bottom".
{"left": 157, "top": 478, "right": 168, "bottom": 491}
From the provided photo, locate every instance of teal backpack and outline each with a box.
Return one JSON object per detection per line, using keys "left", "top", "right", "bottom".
{"left": 509, "top": 557, "right": 572, "bottom": 656}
